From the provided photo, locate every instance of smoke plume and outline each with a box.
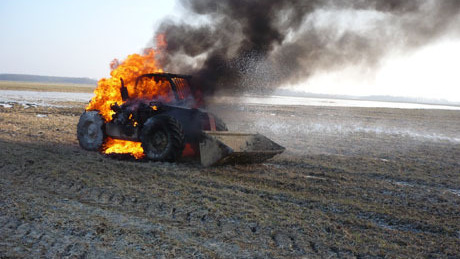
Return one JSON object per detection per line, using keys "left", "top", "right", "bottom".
{"left": 154, "top": 0, "right": 460, "bottom": 96}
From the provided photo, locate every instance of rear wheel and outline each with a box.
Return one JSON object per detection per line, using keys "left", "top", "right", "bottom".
{"left": 77, "top": 111, "right": 104, "bottom": 151}
{"left": 140, "top": 115, "right": 185, "bottom": 162}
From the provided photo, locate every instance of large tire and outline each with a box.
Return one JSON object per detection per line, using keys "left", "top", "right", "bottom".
{"left": 140, "top": 115, "right": 185, "bottom": 162}
{"left": 77, "top": 111, "right": 104, "bottom": 151}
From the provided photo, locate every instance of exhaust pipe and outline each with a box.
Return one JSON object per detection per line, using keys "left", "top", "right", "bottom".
{"left": 120, "top": 78, "right": 129, "bottom": 102}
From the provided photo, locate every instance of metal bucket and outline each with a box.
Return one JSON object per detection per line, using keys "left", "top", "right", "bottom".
{"left": 199, "top": 131, "right": 285, "bottom": 166}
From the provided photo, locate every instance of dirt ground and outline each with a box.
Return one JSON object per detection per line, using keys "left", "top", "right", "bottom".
{"left": 0, "top": 98, "right": 459, "bottom": 258}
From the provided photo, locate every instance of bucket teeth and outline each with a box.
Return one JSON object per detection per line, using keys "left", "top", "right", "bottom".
{"left": 199, "top": 131, "right": 285, "bottom": 167}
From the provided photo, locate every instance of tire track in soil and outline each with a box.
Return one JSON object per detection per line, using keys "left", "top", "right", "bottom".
{"left": 0, "top": 156, "right": 287, "bottom": 257}
{"left": 2, "top": 148, "right": 460, "bottom": 257}
{"left": 1, "top": 147, "right": 342, "bottom": 257}
{"left": 0, "top": 171, "right": 249, "bottom": 257}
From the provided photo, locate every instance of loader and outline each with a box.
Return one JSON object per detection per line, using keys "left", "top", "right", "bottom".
{"left": 77, "top": 73, "right": 284, "bottom": 166}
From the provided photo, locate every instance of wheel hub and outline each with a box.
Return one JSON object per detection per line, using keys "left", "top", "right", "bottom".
{"left": 149, "top": 131, "right": 168, "bottom": 153}
{"left": 87, "top": 123, "right": 98, "bottom": 139}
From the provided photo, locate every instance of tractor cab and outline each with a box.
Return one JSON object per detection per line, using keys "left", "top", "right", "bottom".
{"left": 121, "top": 73, "right": 198, "bottom": 108}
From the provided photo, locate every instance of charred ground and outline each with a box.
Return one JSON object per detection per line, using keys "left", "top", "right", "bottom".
{"left": 0, "top": 101, "right": 459, "bottom": 258}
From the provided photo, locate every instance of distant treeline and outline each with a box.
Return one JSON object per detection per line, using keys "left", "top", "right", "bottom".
{"left": 275, "top": 89, "right": 460, "bottom": 106}
{"left": 0, "top": 74, "right": 97, "bottom": 85}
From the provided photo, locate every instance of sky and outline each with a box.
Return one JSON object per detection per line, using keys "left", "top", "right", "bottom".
{"left": 286, "top": 38, "right": 460, "bottom": 102}
{"left": 0, "top": 0, "right": 459, "bottom": 102}
{"left": 0, "top": 0, "right": 177, "bottom": 79}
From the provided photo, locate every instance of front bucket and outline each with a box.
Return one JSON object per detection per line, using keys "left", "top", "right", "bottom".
{"left": 199, "top": 131, "right": 285, "bottom": 167}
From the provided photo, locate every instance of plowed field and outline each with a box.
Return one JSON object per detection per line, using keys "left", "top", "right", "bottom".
{"left": 1, "top": 98, "right": 459, "bottom": 258}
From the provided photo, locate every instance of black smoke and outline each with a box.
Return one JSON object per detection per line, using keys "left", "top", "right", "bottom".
{"left": 154, "top": 0, "right": 460, "bottom": 96}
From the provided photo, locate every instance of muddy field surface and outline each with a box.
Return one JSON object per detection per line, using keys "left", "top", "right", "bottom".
{"left": 0, "top": 101, "right": 459, "bottom": 258}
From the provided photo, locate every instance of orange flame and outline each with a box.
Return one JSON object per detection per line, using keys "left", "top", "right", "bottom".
{"left": 86, "top": 48, "right": 164, "bottom": 122}
{"left": 86, "top": 35, "right": 171, "bottom": 158}
{"left": 182, "top": 143, "right": 197, "bottom": 157}
{"left": 103, "top": 137, "right": 145, "bottom": 159}
{"left": 86, "top": 35, "right": 202, "bottom": 159}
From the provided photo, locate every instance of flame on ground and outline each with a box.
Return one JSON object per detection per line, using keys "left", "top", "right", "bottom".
{"left": 103, "top": 138, "right": 145, "bottom": 159}
{"left": 182, "top": 143, "right": 196, "bottom": 157}
{"left": 103, "top": 139, "right": 197, "bottom": 159}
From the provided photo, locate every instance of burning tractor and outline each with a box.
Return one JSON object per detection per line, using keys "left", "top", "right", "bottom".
{"left": 77, "top": 73, "right": 284, "bottom": 166}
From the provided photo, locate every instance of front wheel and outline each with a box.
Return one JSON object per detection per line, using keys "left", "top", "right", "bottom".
{"left": 77, "top": 111, "right": 104, "bottom": 151}
{"left": 140, "top": 115, "right": 185, "bottom": 162}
